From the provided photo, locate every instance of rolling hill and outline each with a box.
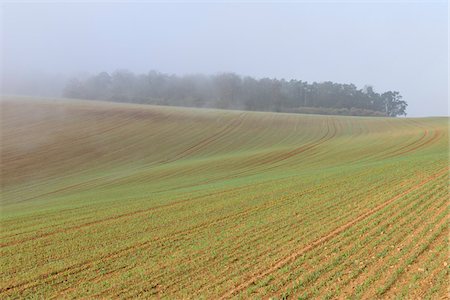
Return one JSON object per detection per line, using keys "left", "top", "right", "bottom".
{"left": 1, "top": 96, "right": 448, "bottom": 299}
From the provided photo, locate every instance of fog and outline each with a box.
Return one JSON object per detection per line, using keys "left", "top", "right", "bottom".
{"left": 1, "top": 2, "right": 448, "bottom": 117}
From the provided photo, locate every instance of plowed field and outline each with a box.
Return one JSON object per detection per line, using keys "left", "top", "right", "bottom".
{"left": 1, "top": 97, "right": 448, "bottom": 299}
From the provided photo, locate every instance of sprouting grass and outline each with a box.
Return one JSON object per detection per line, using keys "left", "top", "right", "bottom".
{"left": 0, "top": 96, "right": 448, "bottom": 298}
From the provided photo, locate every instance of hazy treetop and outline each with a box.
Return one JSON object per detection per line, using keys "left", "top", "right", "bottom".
{"left": 2, "top": 1, "right": 448, "bottom": 117}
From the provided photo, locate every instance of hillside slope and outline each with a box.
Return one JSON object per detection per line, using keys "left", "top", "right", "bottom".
{"left": 1, "top": 97, "right": 448, "bottom": 299}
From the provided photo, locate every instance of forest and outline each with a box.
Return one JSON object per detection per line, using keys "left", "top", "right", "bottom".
{"left": 64, "top": 70, "right": 408, "bottom": 117}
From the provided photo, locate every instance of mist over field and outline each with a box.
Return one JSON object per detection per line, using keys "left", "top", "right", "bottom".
{"left": 0, "top": 2, "right": 449, "bottom": 299}
{"left": 1, "top": 2, "right": 448, "bottom": 116}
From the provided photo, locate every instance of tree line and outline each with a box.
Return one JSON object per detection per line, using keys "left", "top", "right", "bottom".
{"left": 63, "top": 70, "right": 407, "bottom": 117}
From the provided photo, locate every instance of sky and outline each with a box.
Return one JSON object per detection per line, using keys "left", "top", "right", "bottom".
{"left": 1, "top": 1, "right": 448, "bottom": 117}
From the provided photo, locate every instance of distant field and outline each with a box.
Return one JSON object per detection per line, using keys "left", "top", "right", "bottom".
{"left": 1, "top": 96, "right": 448, "bottom": 299}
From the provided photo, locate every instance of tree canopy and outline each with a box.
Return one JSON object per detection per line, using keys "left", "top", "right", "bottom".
{"left": 64, "top": 70, "right": 407, "bottom": 117}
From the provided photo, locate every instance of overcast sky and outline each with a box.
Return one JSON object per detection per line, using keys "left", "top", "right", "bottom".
{"left": 1, "top": 1, "right": 448, "bottom": 116}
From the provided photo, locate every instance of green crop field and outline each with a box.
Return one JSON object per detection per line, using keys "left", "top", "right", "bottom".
{"left": 1, "top": 96, "right": 448, "bottom": 299}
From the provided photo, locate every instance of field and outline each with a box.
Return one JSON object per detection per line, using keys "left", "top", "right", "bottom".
{"left": 1, "top": 96, "right": 448, "bottom": 299}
